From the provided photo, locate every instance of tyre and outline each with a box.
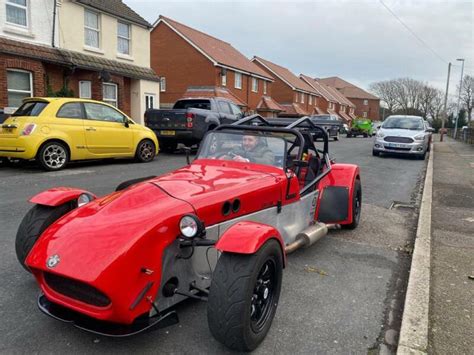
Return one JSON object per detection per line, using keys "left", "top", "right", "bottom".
{"left": 347, "top": 133, "right": 352, "bottom": 138}
{"left": 342, "top": 179, "right": 362, "bottom": 230}
{"left": 160, "top": 139, "right": 177, "bottom": 153}
{"left": 416, "top": 151, "right": 426, "bottom": 160}
{"left": 207, "top": 240, "right": 283, "bottom": 351}
{"left": 333, "top": 132, "right": 339, "bottom": 141}
{"left": 37, "top": 141, "right": 69, "bottom": 171}
{"left": 135, "top": 139, "right": 156, "bottom": 163}
{"left": 363, "top": 133, "right": 368, "bottom": 138}
{"left": 115, "top": 175, "right": 156, "bottom": 191}
{"left": 372, "top": 150, "right": 380, "bottom": 156}
{"left": 15, "top": 203, "right": 73, "bottom": 272}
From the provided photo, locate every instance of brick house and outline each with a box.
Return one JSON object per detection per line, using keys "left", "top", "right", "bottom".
{"left": 0, "top": 0, "right": 160, "bottom": 123}
{"left": 252, "top": 56, "right": 320, "bottom": 117}
{"left": 302, "top": 75, "right": 356, "bottom": 123}
{"left": 318, "top": 76, "right": 380, "bottom": 121}
{"left": 150, "top": 16, "right": 282, "bottom": 117}
{"left": 299, "top": 74, "right": 340, "bottom": 117}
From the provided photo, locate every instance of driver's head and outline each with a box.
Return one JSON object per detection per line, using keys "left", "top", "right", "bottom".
{"left": 242, "top": 135, "right": 258, "bottom": 151}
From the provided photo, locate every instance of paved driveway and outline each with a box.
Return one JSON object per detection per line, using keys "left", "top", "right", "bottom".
{"left": 0, "top": 137, "right": 426, "bottom": 354}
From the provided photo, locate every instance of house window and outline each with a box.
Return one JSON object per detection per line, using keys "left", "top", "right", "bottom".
{"left": 117, "top": 22, "right": 131, "bottom": 55}
{"left": 263, "top": 81, "right": 267, "bottom": 95}
{"left": 363, "top": 99, "right": 368, "bottom": 105}
{"left": 221, "top": 70, "right": 227, "bottom": 86}
{"left": 6, "top": 0, "right": 28, "bottom": 27}
{"left": 160, "top": 77, "right": 166, "bottom": 92}
{"left": 84, "top": 10, "right": 100, "bottom": 48}
{"left": 300, "top": 92, "right": 304, "bottom": 103}
{"left": 252, "top": 78, "right": 258, "bottom": 92}
{"left": 234, "top": 72, "right": 242, "bottom": 89}
{"left": 102, "top": 83, "right": 118, "bottom": 107}
{"left": 145, "top": 93, "right": 156, "bottom": 109}
{"left": 363, "top": 112, "right": 367, "bottom": 118}
{"left": 79, "top": 81, "right": 92, "bottom": 99}
{"left": 309, "top": 95, "right": 312, "bottom": 105}
{"left": 341, "top": 105, "right": 345, "bottom": 113}
{"left": 7, "top": 69, "right": 32, "bottom": 108}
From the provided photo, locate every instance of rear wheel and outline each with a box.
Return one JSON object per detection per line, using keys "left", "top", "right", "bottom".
{"left": 37, "top": 141, "right": 69, "bottom": 171}
{"left": 16, "top": 203, "right": 74, "bottom": 272}
{"left": 347, "top": 133, "right": 352, "bottom": 138}
{"left": 207, "top": 240, "right": 283, "bottom": 351}
{"left": 416, "top": 151, "right": 426, "bottom": 160}
{"left": 363, "top": 133, "right": 368, "bottom": 138}
{"left": 135, "top": 139, "right": 156, "bottom": 163}
{"left": 333, "top": 132, "right": 339, "bottom": 141}
{"left": 342, "top": 179, "right": 361, "bottom": 230}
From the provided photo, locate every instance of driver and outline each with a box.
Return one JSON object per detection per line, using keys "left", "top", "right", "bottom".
{"left": 229, "top": 134, "right": 275, "bottom": 165}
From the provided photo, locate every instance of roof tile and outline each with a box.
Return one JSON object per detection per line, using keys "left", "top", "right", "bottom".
{"left": 318, "top": 76, "right": 379, "bottom": 100}
{"left": 180, "top": 86, "right": 247, "bottom": 107}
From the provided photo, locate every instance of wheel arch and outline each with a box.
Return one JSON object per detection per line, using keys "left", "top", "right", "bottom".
{"left": 29, "top": 187, "right": 96, "bottom": 207}
{"left": 215, "top": 221, "right": 286, "bottom": 266}
{"left": 36, "top": 138, "right": 72, "bottom": 160}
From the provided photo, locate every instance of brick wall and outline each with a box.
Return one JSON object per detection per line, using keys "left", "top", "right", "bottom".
{"left": 151, "top": 23, "right": 216, "bottom": 107}
{"left": 351, "top": 98, "right": 380, "bottom": 120}
{"left": 0, "top": 53, "right": 46, "bottom": 108}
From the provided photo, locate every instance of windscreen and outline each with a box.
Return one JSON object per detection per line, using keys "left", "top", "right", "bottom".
{"left": 197, "top": 131, "right": 287, "bottom": 168}
{"left": 12, "top": 101, "right": 48, "bottom": 117}
{"left": 382, "top": 117, "right": 424, "bottom": 130}
{"left": 173, "top": 100, "right": 211, "bottom": 110}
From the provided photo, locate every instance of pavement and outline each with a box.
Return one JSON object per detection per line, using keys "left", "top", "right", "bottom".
{"left": 428, "top": 136, "right": 474, "bottom": 354}
{"left": 0, "top": 137, "right": 427, "bottom": 354}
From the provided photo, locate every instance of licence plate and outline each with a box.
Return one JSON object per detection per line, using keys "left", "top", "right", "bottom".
{"left": 160, "top": 130, "right": 176, "bottom": 136}
{"left": 387, "top": 143, "right": 403, "bottom": 148}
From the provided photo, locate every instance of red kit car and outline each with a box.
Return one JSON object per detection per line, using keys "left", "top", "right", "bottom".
{"left": 15, "top": 115, "right": 361, "bottom": 351}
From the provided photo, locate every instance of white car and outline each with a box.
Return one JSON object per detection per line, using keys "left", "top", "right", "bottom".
{"left": 373, "top": 115, "right": 433, "bottom": 159}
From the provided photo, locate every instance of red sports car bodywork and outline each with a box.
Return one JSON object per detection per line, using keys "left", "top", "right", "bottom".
{"left": 17, "top": 116, "right": 361, "bottom": 350}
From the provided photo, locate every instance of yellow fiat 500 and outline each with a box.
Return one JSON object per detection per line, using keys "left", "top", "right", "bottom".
{"left": 0, "top": 98, "right": 159, "bottom": 170}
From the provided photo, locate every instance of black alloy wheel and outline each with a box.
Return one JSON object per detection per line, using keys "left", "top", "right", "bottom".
{"left": 135, "top": 139, "right": 156, "bottom": 162}
{"left": 342, "top": 178, "right": 362, "bottom": 230}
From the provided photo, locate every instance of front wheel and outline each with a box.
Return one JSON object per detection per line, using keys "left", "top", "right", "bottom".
{"left": 135, "top": 139, "right": 156, "bottom": 163}
{"left": 342, "top": 179, "right": 362, "bottom": 230}
{"left": 333, "top": 132, "right": 339, "bottom": 141}
{"left": 372, "top": 150, "right": 380, "bottom": 156}
{"left": 207, "top": 240, "right": 283, "bottom": 351}
{"left": 16, "top": 203, "right": 74, "bottom": 272}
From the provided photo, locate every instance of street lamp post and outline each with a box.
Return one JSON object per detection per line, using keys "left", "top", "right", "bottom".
{"left": 453, "top": 58, "right": 465, "bottom": 139}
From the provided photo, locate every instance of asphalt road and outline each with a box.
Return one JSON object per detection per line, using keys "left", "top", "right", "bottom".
{"left": 0, "top": 136, "right": 427, "bottom": 354}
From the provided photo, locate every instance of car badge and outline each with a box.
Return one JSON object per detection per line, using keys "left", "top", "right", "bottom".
{"left": 46, "top": 254, "right": 60, "bottom": 268}
{"left": 163, "top": 117, "right": 170, "bottom": 121}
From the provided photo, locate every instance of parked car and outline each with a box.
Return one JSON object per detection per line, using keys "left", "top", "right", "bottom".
{"left": 0, "top": 98, "right": 158, "bottom": 171}
{"left": 15, "top": 115, "right": 361, "bottom": 351}
{"left": 347, "top": 119, "right": 374, "bottom": 137}
{"left": 309, "top": 114, "right": 342, "bottom": 141}
{"left": 145, "top": 97, "right": 244, "bottom": 152}
{"left": 373, "top": 115, "right": 433, "bottom": 159}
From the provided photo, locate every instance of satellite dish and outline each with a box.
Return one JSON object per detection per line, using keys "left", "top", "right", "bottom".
{"left": 99, "top": 70, "right": 111, "bottom": 82}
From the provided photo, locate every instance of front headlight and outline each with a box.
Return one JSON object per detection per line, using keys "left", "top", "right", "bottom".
{"left": 376, "top": 131, "right": 385, "bottom": 138}
{"left": 414, "top": 134, "right": 425, "bottom": 141}
{"left": 77, "top": 193, "right": 94, "bottom": 207}
{"left": 179, "top": 214, "right": 204, "bottom": 238}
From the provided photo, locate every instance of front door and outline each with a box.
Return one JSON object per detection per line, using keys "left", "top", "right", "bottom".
{"left": 83, "top": 102, "right": 134, "bottom": 156}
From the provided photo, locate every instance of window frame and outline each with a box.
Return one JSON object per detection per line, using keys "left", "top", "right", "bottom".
{"left": 263, "top": 81, "right": 267, "bottom": 95}
{"left": 251, "top": 77, "right": 258, "bottom": 93}
{"left": 6, "top": 0, "right": 28, "bottom": 28}
{"left": 117, "top": 21, "right": 131, "bottom": 55}
{"left": 102, "top": 82, "right": 118, "bottom": 107}
{"left": 79, "top": 80, "right": 92, "bottom": 99}
{"left": 6, "top": 69, "right": 33, "bottom": 108}
{"left": 300, "top": 92, "right": 304, "bottom": 104}
{"left": 221, "top": 70, "right": 227, "bottom": 86}
{"left": 160, "top": 77, "right": 166, "bottom": 92}
{"left": 234, "top": 72, "right": 242, "bottom": 89}
{"left": 145, "top": 93, "right": 156, "bottom": 110}
{"left": 84, "top": 9, "right": 100, "bottom": 49}
{"left": 309, "top": 95, "right": 312, "bottom": 105}
{"left": 363, "top": 112, "right": 368, "bottom": 118}
{"left": 363, "top": 99, "right": 368, "bottom": 105}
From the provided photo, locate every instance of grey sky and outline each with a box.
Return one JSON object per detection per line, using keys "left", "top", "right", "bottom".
{"left": 125, "top": 0, "right": 472, "bottom": 96}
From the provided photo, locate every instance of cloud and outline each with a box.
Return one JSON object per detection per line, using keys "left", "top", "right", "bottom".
{"left": 126, "top": 0, "right": 472, "bottom": 91}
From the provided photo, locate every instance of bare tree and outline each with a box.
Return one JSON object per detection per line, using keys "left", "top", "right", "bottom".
{"left": 459, "top": 75, "right": 473, "bottom": 124}
{"left": 419, "top": 84, "right": 438, "bottom": 118}
{"left": 369, "top": 80, "right": 399, "bottom": 113}
{"left": 428, "top": 88, "right": 444, "bottom": 121}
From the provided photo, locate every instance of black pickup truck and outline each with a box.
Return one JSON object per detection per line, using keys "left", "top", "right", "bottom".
{"left": 145, "top": 98, "right": 244, "bottom": 152}
{"left": 267, "top": 114, "right": 342, "bottom": 141}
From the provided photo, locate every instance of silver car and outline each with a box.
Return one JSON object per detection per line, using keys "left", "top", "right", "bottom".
{"left": 372, "top": 115, "right": 433, "bottom": 159}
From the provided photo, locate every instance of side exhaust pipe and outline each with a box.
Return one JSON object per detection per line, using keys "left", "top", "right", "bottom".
{"left": 285, "top": 223, "right": 337, "bottom": 254}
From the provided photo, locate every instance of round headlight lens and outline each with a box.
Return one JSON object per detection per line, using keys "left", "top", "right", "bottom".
{"left": 77, "top": 193, "right": 93, "bottom": 207}
{"left": 179, "top": 215, "right": 199, "bottom": 238}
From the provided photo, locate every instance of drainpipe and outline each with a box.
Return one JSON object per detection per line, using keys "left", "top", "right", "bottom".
{"left": 52, "top": 0, "right": 57, "bottom": 47}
